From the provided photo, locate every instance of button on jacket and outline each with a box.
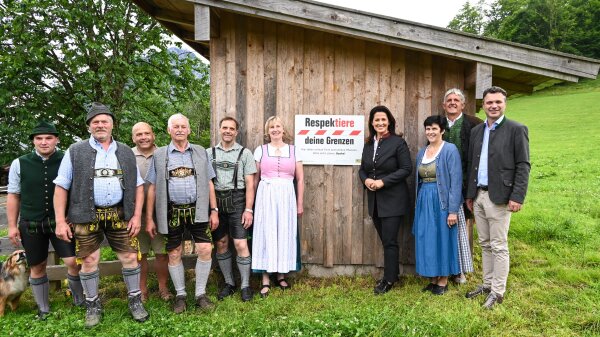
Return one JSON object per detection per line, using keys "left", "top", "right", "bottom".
{"left": 359, "top": 134, "right": 412, "bottom": 217}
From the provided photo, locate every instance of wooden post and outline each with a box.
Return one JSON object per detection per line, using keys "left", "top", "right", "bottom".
{"left": 46, "top": 249, "right": 62, "bottom": 291}
{"left": 194, "top": 4, "right": 210, "bottom": 42}
{"left": 475, "top": 63, "right": 493, "bottom": 99}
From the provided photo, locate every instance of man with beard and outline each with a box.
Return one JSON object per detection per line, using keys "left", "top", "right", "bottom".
{"left": 54, "top": 103, "right": 149, "bottom": 327}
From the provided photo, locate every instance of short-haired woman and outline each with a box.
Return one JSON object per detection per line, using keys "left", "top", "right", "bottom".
{"left": 413, "top": 115, "right": 462, "bottom": 295}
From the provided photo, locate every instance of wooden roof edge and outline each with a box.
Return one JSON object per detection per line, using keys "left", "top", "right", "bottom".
{"left": 188, "top": 0, "right": 600, "bottom": 81}
{"left": 133, "top": 0, "right": 209, "bottom": 58}
{"left": 303, "top": 0, "right": 600, "bottom": 65}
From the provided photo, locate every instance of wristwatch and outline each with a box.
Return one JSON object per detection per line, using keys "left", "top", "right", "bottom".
{"left": 210, "top": 207, "right": 219, "bottom": 213}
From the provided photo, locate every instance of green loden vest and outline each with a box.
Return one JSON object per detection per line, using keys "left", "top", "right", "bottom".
{"left": 18, "top": 150, "right": 64, "bottom": 221}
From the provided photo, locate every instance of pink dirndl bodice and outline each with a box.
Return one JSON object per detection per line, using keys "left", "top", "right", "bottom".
{"left": 251, "top": 143, "right": 299, "bottom": 273}
{"left": 259, "top": 144, "right": 296, "bottom": 180}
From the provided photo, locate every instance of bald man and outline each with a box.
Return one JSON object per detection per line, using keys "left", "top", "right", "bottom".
{"left": 132, "top": 122, "right": 173, "bottom": 302}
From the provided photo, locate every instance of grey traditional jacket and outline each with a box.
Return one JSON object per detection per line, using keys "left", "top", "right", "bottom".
{"left": 153, "top": 144, "right": 210, "bottom": 234}
{"left": 466, "top": 118, "right": 530, "bottom": 204}
{"left": 67, "top": 139, "right": 137, "bottom": 223}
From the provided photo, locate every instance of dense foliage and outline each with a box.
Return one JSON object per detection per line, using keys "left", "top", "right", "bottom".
{"left": 0, "top": 0, "right": 211, "bottom": 165}
{"left": 448, "top": 0, "right": 600, "bottom": 60}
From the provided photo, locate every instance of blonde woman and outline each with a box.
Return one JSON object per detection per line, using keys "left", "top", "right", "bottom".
{"left": 251, "top": 116, "right": 304, "bottom": 298}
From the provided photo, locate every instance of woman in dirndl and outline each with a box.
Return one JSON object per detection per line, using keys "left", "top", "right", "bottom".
{"left": 413, "top": 115, "right": 462, "bottom": 295}
{"left": 251, "top": 116, "right": 304, "bottom": 298}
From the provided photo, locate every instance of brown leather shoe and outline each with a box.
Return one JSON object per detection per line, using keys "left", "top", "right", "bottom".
{"left": 195, "top": 294, "right": 215, "bottom": 311}
{"left": 173, "top": 295, "right": 187, "bottom": 314}
{"left": 482, "top": 292, "right": 503, "bottom": 309}
{"left": 465, "top": 285, "right": 491, "bottom": 299}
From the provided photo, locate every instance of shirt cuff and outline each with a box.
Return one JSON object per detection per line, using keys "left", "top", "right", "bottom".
{"left": 53, "top": 176, "right": 72, "bottom": 190}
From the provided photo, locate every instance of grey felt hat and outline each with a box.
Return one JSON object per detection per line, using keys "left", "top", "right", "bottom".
{"left": 29, "top": 121, "right": 59, "bottom": 139}
{"left": 86, "top": 102, "right": 115, "bottom": 125}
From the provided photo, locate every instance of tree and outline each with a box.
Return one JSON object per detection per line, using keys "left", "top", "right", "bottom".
{"left": 488, "top": 0, "right": 577, "bottom": 53}
{"left": 0, "top": 0, "right": 211, "bottom": 165}
{"left": 448, "top": 0, "right": 600, "bottom": 59}
{"left": 569, "top": 0, "right": 600, "bottom": 59}
{"left": 448, "top": 0, "right": 486, "bottom": 35}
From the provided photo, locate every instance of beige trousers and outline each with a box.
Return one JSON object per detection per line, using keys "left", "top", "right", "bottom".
{"left": 473, "top": 190, "right": 512, "bottom": 296}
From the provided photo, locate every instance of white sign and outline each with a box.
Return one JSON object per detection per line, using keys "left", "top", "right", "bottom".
{"left": 294, "top": 115, "right": 364, "bottom": 165}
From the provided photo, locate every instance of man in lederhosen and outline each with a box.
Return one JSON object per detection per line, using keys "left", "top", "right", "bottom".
{"left": 145, "top": 113, "right": 219, "bottom": 314}
{"left": 131, "top": 122, "right": 173, "bottom": 302}
{"left": 54, "top": 103, "right": 149, "bottom": 327}
{"left": 207, "top": 116, "right": 257, "bottom": 302}
{"left": 7, "top": 121, "right": 84, "bottom": 320}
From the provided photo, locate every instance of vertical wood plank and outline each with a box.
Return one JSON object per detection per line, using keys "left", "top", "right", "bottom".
{"left": 301, "top": 30, "right": 325, "bottom": 264}
{"left": 302, "top": 31, "right": 325, "bottom": 115}
{"left": 289, "top": 26, "right": 304, "bottom": 131}
{"left": 402, "top": 51, "right": 420, "bottom": 268}
{"left": 390, "top": 48, "right": 406, "bottom": 135}
{"left": 364, "top": 42, "right": 380, "bottom": 111}
{"left": 209, "top": 12, "right": 227, "bottom": 144}
{"left": 402, "top": 52, "right": 432, "bottom": 264}
{"left": 333, "top": 34, "right": 353, "bottom": 265}
{"left": 379, "top": 45, "right": 392, "bottom": 107}
{"left": 322, "top": 164, "right": 334, "bottom": 267}
{"left": 322, "top": 32, "right": 335, "bottom": 268}
{"left": 245, "top": 17, "right": 265, "bottom": 150}
{"left": 444, "top": 59, "right": 464, "bottom": 93}
{"left": 276, "top": 24, "right": 293, "bottom": 123}
{"left": 363, "top": 41, "right": 382, "bottom": 267}
{"left": 235, "top": 16, "right": 248, "bottom": 143}
{"left": 417, "top": 53, "right": 433, "bottom": 150}
{"left": 224, "top": 13, "right": 237, "bottom": 119}
{"left": 263, "top": 21, "right": 277, "bottom": 122}
{"left": 463, "top": 62, "right": 477, "bottom": 116}
{"left": 351, "top": 38, "right": 365, "bottom": 265}
{"left": 431, "top": 55, "right": 445, "bottom": 116}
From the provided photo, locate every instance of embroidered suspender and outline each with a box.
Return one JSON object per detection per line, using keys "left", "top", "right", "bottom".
{"left": 211, "top": 146, "right": 246, "bottom": 191}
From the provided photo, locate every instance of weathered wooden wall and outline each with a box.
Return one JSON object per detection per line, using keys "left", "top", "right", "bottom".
{"left": 210, "top": 12, "right": 472, "bottom": 268}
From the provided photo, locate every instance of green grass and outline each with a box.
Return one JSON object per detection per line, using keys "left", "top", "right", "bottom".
{"left": 2, "top": 79, "right": 600, "bottom": 336}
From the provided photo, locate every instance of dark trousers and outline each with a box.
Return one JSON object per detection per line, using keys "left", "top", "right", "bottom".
{"left": 373, "top": 214, "right": 403, "bottom": 283}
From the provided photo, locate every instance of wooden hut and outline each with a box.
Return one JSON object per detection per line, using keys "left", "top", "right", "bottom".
{"left": 133, "top": 0, "right": 600, "bottom": 276}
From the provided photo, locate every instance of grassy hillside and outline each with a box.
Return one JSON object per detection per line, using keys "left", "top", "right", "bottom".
{"left": 1, "top": 79, "right": 599, "bottom": 336}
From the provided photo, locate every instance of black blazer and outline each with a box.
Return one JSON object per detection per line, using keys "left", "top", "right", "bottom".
{"left": 466, "top": 117, "right": 530, "bottom": 204}
{"left": 359, "top": 134, "right": 412, "bottom": 217}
